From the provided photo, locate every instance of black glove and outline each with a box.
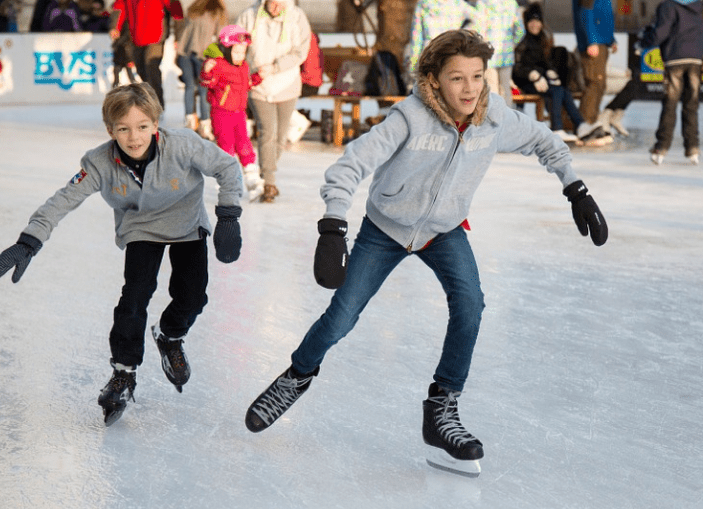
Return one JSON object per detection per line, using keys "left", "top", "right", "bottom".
{"left": 563, "top": 180, "right": 608, "bottom": 246}
{"left": 213, "top": 205, "right": 242, "bottom": 263}
{"left": 314, "top": 218, "right": 349, "bottom": 289}
{"left": 0, "top": 233, "right": 43, "bottom": 283}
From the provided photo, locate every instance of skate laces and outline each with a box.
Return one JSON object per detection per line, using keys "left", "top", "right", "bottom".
{"left": 252, "top": 371, "right": 312, "bottom": 425}
{"left": 107, "top": 371, "right": 136, "bottom": 401}
{"left": 429, "top": 392, "right": 478, "bottom": 447}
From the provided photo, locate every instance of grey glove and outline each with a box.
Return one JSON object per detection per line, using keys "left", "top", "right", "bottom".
{"left": 0, "top": 233, "right": 43, "bottom": 283}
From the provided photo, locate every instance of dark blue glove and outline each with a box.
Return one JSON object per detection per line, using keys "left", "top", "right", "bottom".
{"left": 213, "top": 205, "right": 242, "bottom": 263}
{"left": 563, "top": 180, "right": 608, "bottom": 246}
{"left": 0, "top": 233, "right": 43, "bottom": 283}
{"left": 314, "top": 218, "right": 349, "bottom": 289}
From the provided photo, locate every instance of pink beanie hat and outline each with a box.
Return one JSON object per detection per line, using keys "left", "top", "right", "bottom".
{"left": 219, "top": 25, "right": 252, "bottom": 47}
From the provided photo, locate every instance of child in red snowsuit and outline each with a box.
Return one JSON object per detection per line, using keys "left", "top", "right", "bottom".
{"left": 201, "top": 25, "right": 264, "bottom": 201}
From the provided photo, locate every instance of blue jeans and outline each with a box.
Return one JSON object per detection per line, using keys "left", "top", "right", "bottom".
{"left": 177, "top": 53, "right": 210, "bottom": 120}
{"left": 291, "top": 217, "right": 485, "bottom": 392}
{"left": 547, "top": 85, "right": 583, "bottom": 131}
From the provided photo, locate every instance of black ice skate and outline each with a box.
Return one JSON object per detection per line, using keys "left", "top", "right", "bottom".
{"left": 423, "top": 382, "right": 484, "bottom": 477}
{"left": 98, "top": 363, "right": 136, "bottom": 427}
{"left": 245, "top": 365, "right": 319, "bottom": 432}
{"left": 152, "top": 324, "right": 190, "bottom": 392}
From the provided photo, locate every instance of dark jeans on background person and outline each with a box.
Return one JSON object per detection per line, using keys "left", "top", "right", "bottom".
{"left": 546, "top": 85, "right": 584, "bottom": 131}
{"left": 133, "top": 42, "right": 165, "bottom": 108}
{"left": 177, "top": 53, "right": 210, "bottom": 120}
{"left": 109, "top": 238, "right": 209, "bottom": 367}
{"left": 653, "top": 63, "right": 702, "bottom": 155}
{"left": 291, "top": 217, "right": 485, "bottom": 393}
{"left": 606, "top": 77, "right": 637, "bottom": 111}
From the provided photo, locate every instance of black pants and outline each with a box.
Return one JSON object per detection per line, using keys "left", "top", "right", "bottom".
{"left": 109, "top": 238, "right": 208, "bottom": 367}
{"left": 133, "top": 42, "right": 165, "bottom": 107}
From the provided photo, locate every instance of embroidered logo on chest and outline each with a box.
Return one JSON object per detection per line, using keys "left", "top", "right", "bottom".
{"left": 406, "top": 134, "right": 448, "bottom": 151}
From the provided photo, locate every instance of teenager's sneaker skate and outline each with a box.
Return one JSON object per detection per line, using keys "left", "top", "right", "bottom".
{"left": 423, "top": 382, "right": 483, "bottom": 477}
{"left": 245, "top": 365, "right": 319, "bottom": 432}
{"left": 152, "top": 324, "right": 190, "bottom": 393}
{"left": 98, "top": 362, "right": 136, "bottom": 426}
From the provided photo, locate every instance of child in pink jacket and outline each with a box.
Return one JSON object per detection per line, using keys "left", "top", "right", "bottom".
{"left": 201, "top": 25, "right": 264, "bottom": 201}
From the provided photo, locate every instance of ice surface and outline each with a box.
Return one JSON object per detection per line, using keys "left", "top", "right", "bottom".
{"left": 1, "top": 99, "right": 702, "bottom": 509}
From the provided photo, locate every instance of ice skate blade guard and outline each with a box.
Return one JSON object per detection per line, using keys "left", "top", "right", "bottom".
{"left": 426, "top": 447, "right": 481, "bottom": 478}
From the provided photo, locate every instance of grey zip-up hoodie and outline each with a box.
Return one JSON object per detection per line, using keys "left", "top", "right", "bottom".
{"left": 23, "top": 127, "right": 243, "bottom": 249}
{"left": 321, "top": 77, "right": 579, "bottom": 251}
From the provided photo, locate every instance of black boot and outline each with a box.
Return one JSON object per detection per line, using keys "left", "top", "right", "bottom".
{"left": 245, "top": 365, "right": 319, "bottom": 432}
{"left": 98, "top": 361, "right": 136, "bottom": 426}
{"left": 152, "top": 324, "right": 190, "bottom": 392}
{"left": 423, "top": 382, "right": 483, "bottom": 461}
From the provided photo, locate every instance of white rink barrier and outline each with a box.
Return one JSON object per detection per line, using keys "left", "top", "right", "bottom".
{"left": 0, "top": 33, "right": 183, "bottom": 105}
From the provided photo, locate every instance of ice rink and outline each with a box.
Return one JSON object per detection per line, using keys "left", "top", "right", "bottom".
{"left": 1, "top": 98, "right": 701, "bottom": 509}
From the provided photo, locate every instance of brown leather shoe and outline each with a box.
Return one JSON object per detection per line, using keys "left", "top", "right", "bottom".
{"left": 261, "top": 184, "right": 279, "bottom": 203}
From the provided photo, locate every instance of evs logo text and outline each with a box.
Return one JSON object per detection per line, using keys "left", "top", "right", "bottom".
{"left": 34, "top": 51, "right": 97, "bottom": 90}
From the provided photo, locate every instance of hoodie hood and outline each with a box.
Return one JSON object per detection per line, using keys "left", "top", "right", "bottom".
{"left": 414, "top": 75, "right": 490, "bottom": 129}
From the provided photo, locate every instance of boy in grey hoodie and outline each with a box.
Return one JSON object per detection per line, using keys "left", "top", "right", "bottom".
{"left": 0, "top": 83, "right": 244, "bottom": 426}
{"left": 244, "top": 30, "right": 608, "bottom": 476}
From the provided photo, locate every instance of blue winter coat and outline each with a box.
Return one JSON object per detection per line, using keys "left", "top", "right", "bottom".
{"left": 572, "top": 0, "right": 616, "bottom": 53}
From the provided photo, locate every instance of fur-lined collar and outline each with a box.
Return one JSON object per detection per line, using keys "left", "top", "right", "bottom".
{"left": 414, "top": 75, "right": 490, "bottom": 130}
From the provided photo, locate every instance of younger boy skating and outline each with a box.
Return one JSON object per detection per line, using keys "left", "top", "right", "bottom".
{"left": 0, "top": 83, "right": 244, "bottom": 425}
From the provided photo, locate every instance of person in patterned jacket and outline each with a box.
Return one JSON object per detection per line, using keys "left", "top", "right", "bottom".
{"left": 406, "top": 0, "right": 475, "bottom": 74}
{"left": 465, "top": 0, "right": 524, "bottom": 109}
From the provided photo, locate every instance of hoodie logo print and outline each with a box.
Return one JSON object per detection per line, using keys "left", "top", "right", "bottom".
{"left": 406, "top": 133, "right": 447, "bottom": 151}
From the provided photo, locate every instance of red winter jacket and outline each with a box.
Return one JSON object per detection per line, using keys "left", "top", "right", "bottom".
{"left": 200, "top": 58, "right": 262, "bottom": 112}
{"left": 113, "top": 0, "right": 183, "bottom": 47}
{"left": 301, "top": 32, "right": 323, "bottom": 88}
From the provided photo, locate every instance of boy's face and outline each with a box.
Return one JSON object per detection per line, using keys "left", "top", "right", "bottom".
{"left": 230, "top": 43, "right": 247, "bottom": 65}
{"left": 429, "top": 55, "right": 485, "bottom": 124}
{"left": 107, "top": 105, "right": 158, "bottom": 161}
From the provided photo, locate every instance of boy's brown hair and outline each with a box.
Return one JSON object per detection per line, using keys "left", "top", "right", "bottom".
{"left": 417, "top": 30, "right": 495, "bottom": 80}
{"left": 102, "top": 83, "right": 163, "bottom": 129}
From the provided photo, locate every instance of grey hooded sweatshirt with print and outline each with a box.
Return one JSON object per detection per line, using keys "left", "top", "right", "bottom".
{"left": 321, "top": 77, "right": 579, "bottom": 252}
{"left": 22, "top": 127, "right": 243, "bottom": 249}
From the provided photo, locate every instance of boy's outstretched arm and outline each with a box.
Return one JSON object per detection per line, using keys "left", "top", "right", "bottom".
{"left": 563, "top": 180, "right": 608, "bottom": 246}
{"left": 0, "top": 233, "right": 43, "bottom": 283}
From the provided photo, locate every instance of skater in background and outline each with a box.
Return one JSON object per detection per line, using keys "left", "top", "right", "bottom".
{"left": 640, "top": 0, "right": 703, "bottom": 165}
{"left": 111, "top": 22, "right": 137, "bottom": 87}
{"left": 467, "top": 0, "right": 524, "bottom": 109}
{"left": 0, "top": 83, "right": 244, "bottom": 426}
{"left": 244, "top": 29, "right": 608, "bottom": 477}
{"left": 174, "top": 0, "right": 228, "bottom": 141}
{"left": 201, "top": 25, "right": 266, "bottom": 202}
{"left": 235, "top": 0, "right": 312, "bottom": 203}
{"left": 572, "top": 0, "right": 616, "bottom": 145}
{"left": 111, "top": 0, "right": 184, "bottom": 108}
{"left": 406, "top": 0, "right": 474, "bottom": 73}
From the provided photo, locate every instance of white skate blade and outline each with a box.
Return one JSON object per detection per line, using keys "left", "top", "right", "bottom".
{"left": 426, "top": 446, "right": 481, "bottom": 478}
